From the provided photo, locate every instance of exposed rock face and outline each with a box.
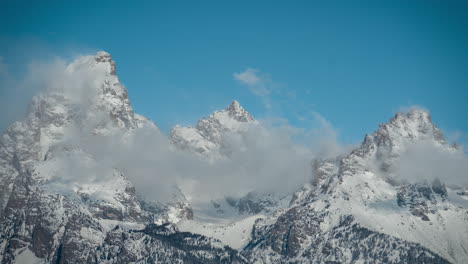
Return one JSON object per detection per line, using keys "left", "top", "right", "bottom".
{"left": 396, "top": 183, "right": 440, "bottom": 221}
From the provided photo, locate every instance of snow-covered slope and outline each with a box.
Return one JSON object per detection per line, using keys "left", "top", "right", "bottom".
{"left": 244, "top": 109, "right": 468, "bottom": 263}
{"left": 178, "top": 214, "right": 265, "bottom": 249}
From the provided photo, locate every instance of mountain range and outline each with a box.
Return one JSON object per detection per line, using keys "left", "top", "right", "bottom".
{"left": 0, "top": 52, "right": 466, "bottom": 264}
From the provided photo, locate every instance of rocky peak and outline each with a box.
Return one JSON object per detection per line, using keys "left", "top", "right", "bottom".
{"left": 94, "top": 51, "right": 112, "bottom": 62}
{"left": 196, "top": 100, "right": 256, "bottom": 132}
{"left": 94, "top": 51, "right": 117, "bottom": 75}
{"left": 352, "top": 108, "right": 445, "bottom": 159}
{"left": 27, "top": 51, "right": 138, "bottom": 130}
{"left": 171, "top": 100, "right": 256, "bottom": 156}
{"left": 376, "top": 109, "right": 444, "bottom": 144}
{"left": 225, "top": 100, "right": 254, "bottom": 122}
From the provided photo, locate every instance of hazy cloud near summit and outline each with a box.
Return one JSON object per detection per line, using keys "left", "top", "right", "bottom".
{"left": 233, "top": 68, "right": 261, "bottom": 86}
{"left": 233, "top": 68, "right": 270, "bottom": 96}
{"left": 4, "top": 54, "right": 467, "bottom": 209}
{"left": 388, "top": 140, "right": 468, "bottom": 186}
{"left": 0, "top": 58, "right": 58, "bottom": 132}
{"left": 233, "top": 68, "right": 274, "bottom": 109}
{"left": 3, "top": 56, "right": 350, "bottom": 204}
{"left": 55, "top": 115, "right": 336, "bottom": 203}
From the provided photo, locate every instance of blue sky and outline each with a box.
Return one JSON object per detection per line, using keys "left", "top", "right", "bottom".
{"left": 1, "top": 0, "right": 467, "bottom": 145}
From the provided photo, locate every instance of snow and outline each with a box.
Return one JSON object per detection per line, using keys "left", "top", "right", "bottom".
{"left": 171, "top": 125, "right": 217, "bottom": 154}
{"left": 99, "top": 219, "right": 144, "bottom": 231}
{"left": 178, "top": 214, "right": 264, "bottom": 249}
{"left": 14, "top": 248, "right": 43, "bottom": 264}
{"left": 80, "top": 226, "right": 106, "bottom": 244}
{"left": 211, "top": 110, "right": 245, "bottom": 131}
{"left": 326, "top": 156, "right": 468, "bottom": 262}
{"left": 2, "top": 52, "right": 467, "bottom": 263}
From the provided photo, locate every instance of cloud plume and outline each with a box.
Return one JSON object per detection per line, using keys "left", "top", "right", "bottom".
{"left": 389, "top": 140, "right": 468, "bottom": 186}
{"left": 5, "top": 53, "right": 466, "bottom": 214}
{"left": 233, "top": 68, "right": 274, "bottom": 109}
{"left": 1, "top": 55, "right": 352, "bottom": 207}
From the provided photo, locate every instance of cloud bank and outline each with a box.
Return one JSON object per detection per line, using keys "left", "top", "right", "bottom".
{"left": 388, "top": 140, "right": 468, "bottom": 186}
{"left": 2, "top": 56, "right": 349, "bottom": 206}
{"left": 2, "top": 54, "right": 467, "bottom": 211}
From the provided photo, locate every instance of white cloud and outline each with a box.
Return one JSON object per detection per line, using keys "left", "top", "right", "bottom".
{"left": 13, "top": 53, "right": 468, "bottom": 216}
{"left": 309, "top": 112, "right": 355, "bottom": 159}
{"left": 387, "top": 140, "right": 468, "bottom": 186}
{"left": 233, "top": 68, "right": 271, "bottom": 97}
{"left": 233, "top": 68, "right": 260, "bottom": 86}
{"left": 3, "top": 55, "right": 355, "bottom": 205}
{"left": 4, "top": 56, "right": 341, "bottom": 204}
{"left": 398, "top": 105, "right": 429, "bottom": 115}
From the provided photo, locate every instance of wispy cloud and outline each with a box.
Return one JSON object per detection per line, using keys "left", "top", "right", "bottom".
{"left": 233, "top": 68, "right": 261, "bottom": 86}
{"left": 233, "top": 68, "right": 271, "bottom": 97}
{"left": 386, "top": 139, "right": 468, "bottom": 186}
{"left": 233, "top": 68, "right": 276, "bottom": 109}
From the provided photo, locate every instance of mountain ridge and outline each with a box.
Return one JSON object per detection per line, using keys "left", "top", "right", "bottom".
{"left": 0, "top": 52, "right": 466, "bottom": 263}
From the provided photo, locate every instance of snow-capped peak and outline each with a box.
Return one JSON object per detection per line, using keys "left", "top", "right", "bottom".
{"left": 65, "top": 51, "right": 117, "bottom": 78}
{"left": 197, "top": 100, "right": 255, "bottom": 133}
{"left": 94, "top": 51, "right": 117, "bottom": 75}
{"left": 27, "top": 51, "right": 149, "bottom": 132}
{"left": 352, "top": 108, "right": 445, "bottom": 160}
{"left": 225, "top": 100, "right": 254, "bottom": 122}
{"left": 382, "top": 108, "right": 443, "bottom": 142}
{"left": 171, "top": 100, "right": 256, "bottom": 156}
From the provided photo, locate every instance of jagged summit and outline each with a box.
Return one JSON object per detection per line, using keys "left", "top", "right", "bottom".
{"left": 352, "top": 108, "right": 446, "bottom": 159}
{"left": 381, "top": 108, "right": 443, "bottom": 141}
{"left": 171, "top": 100, "right": 256, "bottom": 155}
{"left": 95, "top": 51, "right": 112, "bottom": 60}
{"left": 93, "top": 51, "right": 117, "bottom": 75}
{"left": 225, "top": 100, "right": 255, "bottom": 122}
{"left": 384, "top": 108, "right": 442, "bottom": 139}
{"left": 37, "top": 51, "right": 143, "bottom": 130}
{"left": 5, "top": 51, "right": 153, "bottom": 169}
{"left": 200, "top": 100, "right": 255, "bottom": 130}
{"left": 228, "top": 100, "right": 241, "bottom": 108}
{"left": 65, "top": 51, "right": 117, "bottom": 77}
